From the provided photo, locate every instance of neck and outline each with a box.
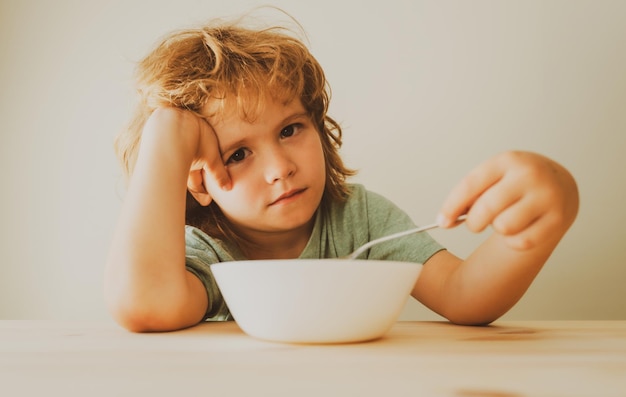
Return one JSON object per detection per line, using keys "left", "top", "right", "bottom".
{"left": 236, "top": 220, "right": 314, "bottom": 260}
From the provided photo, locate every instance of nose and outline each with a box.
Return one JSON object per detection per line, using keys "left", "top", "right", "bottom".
{"left": 263, "top": 147, "right": 296, "bottom": 183}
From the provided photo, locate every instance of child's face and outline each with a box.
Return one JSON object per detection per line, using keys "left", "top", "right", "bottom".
{"left": 203, "top": 97, "right": 326, "bottom": 239}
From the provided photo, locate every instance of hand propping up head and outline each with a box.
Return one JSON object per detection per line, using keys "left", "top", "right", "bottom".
{"left": 141, "top": 107, "right": 232, "bottom": 207}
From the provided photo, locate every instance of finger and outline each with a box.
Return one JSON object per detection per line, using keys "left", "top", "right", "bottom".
{"left": 202, "top": 157, "right": 232, "bottom": 191}
{"left": 187, "top": 169, "right": 213, "bottom": 206}
{"left": 187, "top": 169, "right": 204, "bottom": 192}
{"left": 438, "top": 157, "right": 504, "bottom": 228}
{"left": 501, "top": 212, "right": 553, "bottom": 251}
{"left": 464, "top": 174, "right": 523, "bottom": 233}
{"left": 490, "top": 195, "right": 542, "bottom": 237}
{"left": 196, "top": 118, "right": 232, "bottom": 191}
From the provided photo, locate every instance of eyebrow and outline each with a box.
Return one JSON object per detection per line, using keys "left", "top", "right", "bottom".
{"left": 278, "top": 111, "right": 310, "bottom": 128}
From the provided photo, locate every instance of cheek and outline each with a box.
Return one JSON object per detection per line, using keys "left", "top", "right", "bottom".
{"left": 209, "top": 191, "right": 244, "bottom": 221}
{"left": 208, "top": 175, "right": 258, "bottom": 213}
{"left": 310, "top": 140, "right": 327, "bottom": 177}
{"left": 300, "top": 131, "right": 323, "bottom": 159}
{"left": 210, "top": 184, "right": 241, "bottom": 207}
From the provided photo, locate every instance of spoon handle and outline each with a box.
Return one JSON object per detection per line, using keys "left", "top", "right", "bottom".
{"left": 345, "top": 215, "right": 467, "bottom": 260}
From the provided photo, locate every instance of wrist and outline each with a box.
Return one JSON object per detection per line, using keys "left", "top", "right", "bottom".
{"left": 139, "top": 108, "right": 200, "bottom": 167}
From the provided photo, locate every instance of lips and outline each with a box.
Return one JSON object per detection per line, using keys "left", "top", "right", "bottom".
{"left": 269, "top": 188, "right": 306, "bottom": 206}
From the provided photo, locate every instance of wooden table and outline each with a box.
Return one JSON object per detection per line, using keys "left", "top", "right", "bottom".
{"left": 1, "top": 320, "right": 625, "bottom": 396}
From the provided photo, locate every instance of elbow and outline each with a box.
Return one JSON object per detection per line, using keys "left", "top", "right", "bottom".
{"left": 103, "top": 276, "right": 150, "bottom": 332}
{"left": 105, "top": 293, "right": 159, "bottom": 333}
{"left": 446, "top": 315, "right": 497, "bottom": 327}
{"left": 103, "top": 260, "right": 205, "bottom": 332}
{"left": 435, "top": 291, "right": 518, "bottom": 326}
{"left": 104, "top": 283, "right": 180, "bottom": 333}
{"left": 114, "top": 317, "right": 153, "bottom": 334}
{"left": 104, "top": 285, "right": 202, "bottom": 333}
{"left": 113, "top": 313, "right": 154, "bottom": 334}
{"left": 106, "top": 297, "right": 196, "bottom": 333}
{"left": 439, "top": 305, "right": 506, "bottom": 327}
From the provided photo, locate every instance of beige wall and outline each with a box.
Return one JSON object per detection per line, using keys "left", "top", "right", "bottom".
{"left": 1, "top": 0, "right": 624, "bottom": 321}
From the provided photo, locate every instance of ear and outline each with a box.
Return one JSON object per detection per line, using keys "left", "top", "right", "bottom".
{"left": 187, "top": 169, "right": 213, "bottom": 206}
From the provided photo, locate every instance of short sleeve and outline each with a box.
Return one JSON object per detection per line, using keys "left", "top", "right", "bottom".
{"left": 363, "top": 188, "right": 445, "bottom": 264}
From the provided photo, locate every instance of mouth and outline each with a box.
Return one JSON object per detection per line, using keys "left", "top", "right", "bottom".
{"left": 269, "top": 188, "right": 306, "bottom": 206}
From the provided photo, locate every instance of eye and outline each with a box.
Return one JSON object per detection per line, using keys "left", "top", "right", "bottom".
{"left": 280, "top": 123, "right": 302, "bottom": 139}
{"left": 226, "top": 148, "right": 250, "bottom": 164}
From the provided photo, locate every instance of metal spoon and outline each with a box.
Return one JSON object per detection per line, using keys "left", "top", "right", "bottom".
{"left": 344, "top": 215, "right": 467, "bottom": 260}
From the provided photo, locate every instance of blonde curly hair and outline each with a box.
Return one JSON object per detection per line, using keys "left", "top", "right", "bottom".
{"left": 115, "top": 15, "right": 355, "bottom": 242}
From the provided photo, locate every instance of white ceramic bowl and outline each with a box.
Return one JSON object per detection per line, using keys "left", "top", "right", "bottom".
{"left": 210, "top": 259, "right": 422, "bottom": 344}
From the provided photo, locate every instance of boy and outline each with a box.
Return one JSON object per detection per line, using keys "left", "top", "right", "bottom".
{"left": 105, "top": 17, "right": 579, "bottom": 332}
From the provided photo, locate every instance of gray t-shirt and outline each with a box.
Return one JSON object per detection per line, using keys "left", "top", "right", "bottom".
{"left": 185, "top": 183, "right": 444, "bottom": 321}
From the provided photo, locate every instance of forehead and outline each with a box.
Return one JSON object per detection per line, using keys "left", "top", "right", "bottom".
{"left": 201, "top": 80, "right": 301, "bottom": 120}
{"left": 203, "top": 94, "right": 306, "bottom": 128}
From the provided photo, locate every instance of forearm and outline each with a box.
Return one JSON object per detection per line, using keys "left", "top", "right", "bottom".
{"left": 105, "top": 112, "right": 205, "bottom": 331}
{"left": 439, "top": 233, "right": 559, "bottom": 325}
